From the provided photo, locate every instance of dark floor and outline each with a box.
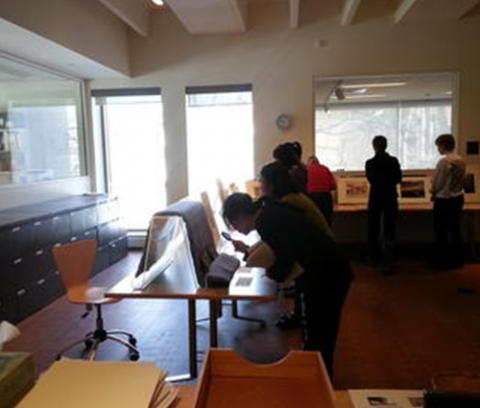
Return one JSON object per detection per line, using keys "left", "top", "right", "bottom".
{"left": 5, "top": 251, "right": 480, "bottom": 389}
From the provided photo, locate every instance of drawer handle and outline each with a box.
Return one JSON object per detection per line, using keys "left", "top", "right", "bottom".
{"left": 34, "top": 221, "right": 42, "bottom": 226}
{"left": 12, "top": 226, "right": 21, "bottom": 232}
{"left": 17, "top": 289, "right": 26, "bottom": 296}
{"left": 53, "top": 216, "right": 60, "bottom": 221}
{"left": 71, "top": 237, "right": 77, "bottom": 242}
{"left": 36, "top": 249, "right": 44, "bottom": 256}
{"left": 13, "top": 258, "right": 23, "bottom": 265}
{"left": 55, "top": 270, "right": 60, "bottom": 276}
{"left": 54, "top": 242, "right": 62, "bottom": 248}
{"left": 37, "top": 278, "right": 46, "bottom": 286}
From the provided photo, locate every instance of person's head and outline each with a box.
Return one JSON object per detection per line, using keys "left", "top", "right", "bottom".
{"left": 273, "top": 143, "right": 300, "bottom": 168}
{"left": 260, "top": 161, "right": 297, "bottom": 198}
{"left": 292, "top": 142, "right": 303, "bottom": 160}
{"left": 223, "top": 193, "right": 259, "bottom": 235}
{"left": 372, "top": 135, "right": 388, "bottom": 153}
{"left": 307, "top": 155, "right": 320, "bottom": 166}
{"left": 435, "top": 134, "right": 455, "bottom": 155}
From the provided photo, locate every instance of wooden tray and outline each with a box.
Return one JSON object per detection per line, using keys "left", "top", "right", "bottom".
{"left": 193, "top": 349, "right": 335, "bottom": 408}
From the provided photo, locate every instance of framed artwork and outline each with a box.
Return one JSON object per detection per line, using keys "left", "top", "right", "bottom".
{"left": 398, "top": 176, "right": 431, "bottom": 204}
{"left": 337, "top": 177, "right": 370, "bottom": 204}
{"left": 464, "top": 164, "right": 480, "bottom": 203}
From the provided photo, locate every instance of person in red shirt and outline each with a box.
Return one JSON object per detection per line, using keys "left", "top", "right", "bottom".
{"left": 306, "top": 156, "right": 337, "bottom": 226}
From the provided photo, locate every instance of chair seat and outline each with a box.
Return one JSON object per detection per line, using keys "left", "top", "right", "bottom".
{"left": 67, "top": 286, "right": 120, "bottom": 305}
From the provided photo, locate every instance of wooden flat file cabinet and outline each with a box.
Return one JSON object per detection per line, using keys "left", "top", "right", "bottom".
{"left": 0, "top": 195, "right": 128, "bottom": 324}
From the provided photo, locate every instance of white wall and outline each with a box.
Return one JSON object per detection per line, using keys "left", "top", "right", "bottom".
{"left": 0, "top": 0, "right": 131, "bottom": 76}
{"left": 90, "top": 1, "right": 480, "bottom": 204}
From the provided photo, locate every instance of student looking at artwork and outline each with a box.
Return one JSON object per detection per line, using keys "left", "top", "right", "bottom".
{"left": 306, "top": 155, "right": 337, "bottom": 226}
{"left": 222, "top": 192, "right": 352, "bottom": 378}
{"left": 273, "top": 142, "right": 308, "bottom": 193}
{"left": 365, "top": 135, "right": 402, "bottom": 272}
{"left": 431, "top": 134, "right": 466, "bottom": 268}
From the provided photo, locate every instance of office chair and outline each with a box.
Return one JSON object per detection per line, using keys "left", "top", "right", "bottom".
{"left": 52, "top": 240, "right": 139, "bottom": 361}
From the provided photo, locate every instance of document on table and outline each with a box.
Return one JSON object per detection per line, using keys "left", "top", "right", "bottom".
{"left": 349, "top": 389, "right": 424, "bottom": 408}
{"left": 17, "top": 360, "right": 178, "bottom": 408}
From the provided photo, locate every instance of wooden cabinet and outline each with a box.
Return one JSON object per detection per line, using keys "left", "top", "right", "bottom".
{"left": 0, "top": 195, "right": 128, "bottom": 323}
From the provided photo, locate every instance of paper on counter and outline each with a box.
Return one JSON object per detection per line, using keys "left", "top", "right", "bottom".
{"left": 0, "top": 321, "right": 20, "bottom": 350}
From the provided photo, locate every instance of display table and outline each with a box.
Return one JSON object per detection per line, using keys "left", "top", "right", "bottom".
{"left": 173, "top": 385, "right": 354, "bottom": 408}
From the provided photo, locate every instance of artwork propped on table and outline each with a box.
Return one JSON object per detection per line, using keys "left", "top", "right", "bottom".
{"left": 337, "top": 177, "right": 370, "bottom": 205}
{"left": 398, "top": 176, "right": 431, "bottom": 204}
{"left": 464, "top": 164, "right": 480, "bottom": 203}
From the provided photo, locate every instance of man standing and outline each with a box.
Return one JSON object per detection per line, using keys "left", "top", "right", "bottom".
{"left": 365, "top": 136, "right": 402, "bottom": 273}
{"left": 431, "top": 134, "right": 466, "bottom": 268}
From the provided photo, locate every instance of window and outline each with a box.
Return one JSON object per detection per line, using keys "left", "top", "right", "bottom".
{"left": 315, "top": 100, "right": 452, "bottom": 171}
{"left": 92, "top": 90, "right": 166, "bottom": 231}
{"left": 314, "top": 73, "right": 455, "bottom": 171}
{"left": 185, "top": 84, "right": 254, "bottom": 202}
{"left": 0, "top": 55, "right": 85, "bottom": 185}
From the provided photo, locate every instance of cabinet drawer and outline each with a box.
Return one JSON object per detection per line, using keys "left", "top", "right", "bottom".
{"left": 0, "top": 228, "right": 9, "bottom": 261}
{"left": 32, "top": 218, "right": 53, "bottom": 249}
{"left": 52, "top": 214, "right": 71, "bottom": 243}
{"left": 0, "top": 295, "right": 17, "bottom": 324}
{"left": 0, "top": 261, "right": 15, "bottom": 297}
{"left": 70, "top": 207, "right": 97, "bottom": 235}
{"left": 109, "top": 236, "right": 128, "bottom": 265}
{"left": 15, "top": 286, "right": 37, "bottom": 322}
{"left": 11, "top": 255, "right": 37, "bottom": 290}
{"left": 34, "top": 248, "right": 56, "bottom": 280}
{"left": 94, "top": 246, "right": 110, "bottom": 275}
{"left": 7, "top": 224, "right": 34, "bottom": 260}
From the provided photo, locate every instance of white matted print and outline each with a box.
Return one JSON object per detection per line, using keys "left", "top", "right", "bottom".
{"left": 337, "top": 177, "right": 370, "bottom": 204}
{"left": 398, "top": 176, "right": 431, "bottom": 204}
{"left": 464, "top": 164, "right": 480, "bottom": 203}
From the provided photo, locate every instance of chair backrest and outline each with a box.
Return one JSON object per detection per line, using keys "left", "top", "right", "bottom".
{"left": 200, "top": 191, "right": 220, "bottom": 246}
{"left": 52, "top": 240, "right": 97, "bottom": 295}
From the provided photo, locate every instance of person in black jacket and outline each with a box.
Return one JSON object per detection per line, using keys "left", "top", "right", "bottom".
{"left": 365, "top": 136, "right": 402, "bottom": 270}
{"left": 223, "top": 193, "right": 352, "bottom": 378}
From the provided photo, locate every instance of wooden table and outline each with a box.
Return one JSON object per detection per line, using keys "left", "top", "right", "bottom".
{"left": 106, "top": 244, "right": 277, "bottom": 380}
{"left": 173, "top": 385, "right": 354, "bottom": 408}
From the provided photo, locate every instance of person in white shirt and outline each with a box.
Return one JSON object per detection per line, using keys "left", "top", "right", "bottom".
{"left": 431, "top": 134, "right": 466, "bottom": 268}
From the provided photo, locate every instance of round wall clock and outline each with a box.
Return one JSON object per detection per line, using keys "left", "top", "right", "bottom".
{"left": 276, "top": 114, "right": 292, "bottom": 131}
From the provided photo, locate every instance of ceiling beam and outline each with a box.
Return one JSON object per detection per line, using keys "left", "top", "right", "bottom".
{"left": 289, "top": 0, "right": 300, "bottom": 29}
{"left": 394, "top": 0, "right": 419, "bottom": 23}
{"left": 98, "top": 0, "right": 150, "bottom": 36}
{"left": 341, "top": 0, "right": 361, "bottom": 26}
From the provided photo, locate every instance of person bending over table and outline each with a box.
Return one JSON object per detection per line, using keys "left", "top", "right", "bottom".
{"left": 223, "top": 193, "right": 352, "bottom": 378}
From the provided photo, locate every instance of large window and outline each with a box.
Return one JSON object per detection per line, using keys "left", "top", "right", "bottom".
{"left": 186, "top": 84, "right": 254, "bottom": 202}
{"left": 92, "top": 90, "right": 166, "bottom": 231}
{"left": 314, "top": 73, "right": 455, "bottom": 171}
{"left": 0, "top": 55, "right": 85, "bottom": 184}
{"left": 315, "top": 100, "right": 452, "bottom": 171}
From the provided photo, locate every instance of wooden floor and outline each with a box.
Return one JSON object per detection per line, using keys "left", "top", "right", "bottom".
{"left": 5, "top": 251, "right": 480, "bottom": 389}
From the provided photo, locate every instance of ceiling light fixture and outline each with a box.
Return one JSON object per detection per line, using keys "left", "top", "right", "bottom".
{"left": 151, "top": 0, "right": 165, "bottom": 6}
{"left": 344, "top": 94, "right": 386, "bottom": 99}
{"left": 342, "top": 82, "right": 407, "bottom": 89}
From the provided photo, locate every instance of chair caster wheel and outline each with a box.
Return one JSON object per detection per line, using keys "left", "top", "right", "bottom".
{"left": 84, "top": 339, "right": 93, "bottom": 350}
{"left": 129, "top": 352, "right": 140, "bottom": 361}
{"left": 128, "top": 337, "right": 137, "bottom": 346}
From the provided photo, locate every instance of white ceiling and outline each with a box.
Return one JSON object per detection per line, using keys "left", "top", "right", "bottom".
{"left": 0, "top": 18, "right": 126, "bottom": 80}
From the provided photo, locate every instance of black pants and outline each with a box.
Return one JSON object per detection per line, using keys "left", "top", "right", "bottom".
{"left": 368, "top": 199, "right": 398, "bottom": 261}
{"left": 433, "top": 195, "right": 464, "bottom": 266}
{"left": 299, "top": 277, "right": 351, "bottom": 379}
{"left": 309, "top": 192, "right": 334, "bottom": 227}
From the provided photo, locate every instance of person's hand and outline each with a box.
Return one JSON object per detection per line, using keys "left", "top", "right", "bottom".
{"left": 232, "top": 240, "right": 250, "bottom": 254}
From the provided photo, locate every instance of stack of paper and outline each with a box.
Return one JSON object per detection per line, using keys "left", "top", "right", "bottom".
{"left": 17, "top": 360, "right": 178, "bottom": 408}
{"left": 349, "top": 389, "right": 424, "bottom": 408}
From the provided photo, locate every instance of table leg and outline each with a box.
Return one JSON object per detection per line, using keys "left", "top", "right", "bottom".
{"left": 188, "top": 299, "right": 197, "bottom": 378}
{"left": 209, "top": 299, "right": 218, "bottom": 348}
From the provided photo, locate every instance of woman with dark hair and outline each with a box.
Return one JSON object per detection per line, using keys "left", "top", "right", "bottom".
{"left": 223, "top": 193, "right": 352, "bottom": 378}
{"left": 273, "top": 142, "right": 308, "bottom": 193}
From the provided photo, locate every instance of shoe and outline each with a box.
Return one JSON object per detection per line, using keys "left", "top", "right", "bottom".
{"left": 276, "top": 313, "right": 302, "bottom": 330}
